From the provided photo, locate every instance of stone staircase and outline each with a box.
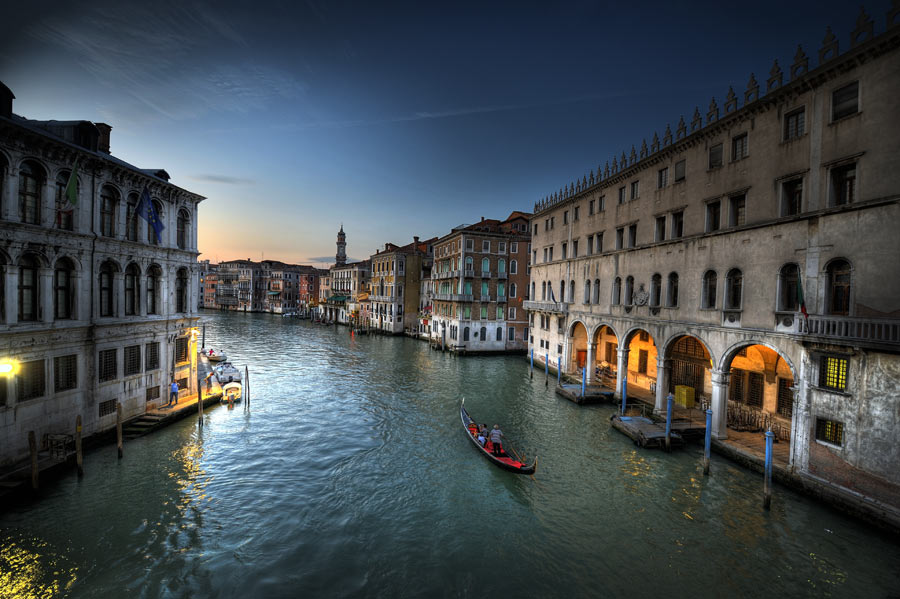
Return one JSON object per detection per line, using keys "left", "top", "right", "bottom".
{"left": 122, "top": 414, "right": 167, "bottom": 439}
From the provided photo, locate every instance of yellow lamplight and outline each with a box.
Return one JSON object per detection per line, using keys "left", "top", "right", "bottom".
{"left": 0, "top": 360, "right": 18, "bottom": 375}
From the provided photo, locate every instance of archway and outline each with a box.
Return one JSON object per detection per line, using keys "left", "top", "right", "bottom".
{"left": 590, "top": 324, "right": 619, "bottom": 388}
{"left": 621, "top": 328, "right": 658, "bottom": 406}
{"left": 568, "top": 321, "right": 588, "bottom": 373}
{"left": 664, "top": 334, "right": 714, "bottom": 409}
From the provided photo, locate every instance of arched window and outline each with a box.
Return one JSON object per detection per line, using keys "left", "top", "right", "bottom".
{"left": 592, "top": 279, "right": 600, "bottom": 304}
{"left": 147, "top": 265, "right": 161, "bottom": 314}
{"left": 177, "top": 208, "right": 190, "bottom": 250}
{"left": 465, "top": 256, "right": 473, "bottom": 271}
{"left": 510, "top": 282, "right": 517, "bottom": 298}
{"left": 667, "top": 273, "right": 679, "bottom": 307}
{"left": 481, "top": 257, "right": 490, "bottom": 273}
{"left": 176, "top": 268, "right": 188, "bottom": 313}
{"left": 510, "top": 260, "right": 517, "bottom": 275}
{"left": 702, "top": 270, "right": 717, "bottom": 309}
{"left": 779, "top": 264, "right": 799, "bottom": 311}
{"left": 612, "top": 277, "right": 622, "bottom": 305}
{"left": 19, "top": 161, "right": 43, "bottom": 225}
{"left": 100, "top": 186, "right": 118, "bottom": 237}
{"left": 480, "top": 326, "right": 486, "bottom": 340}
{"left": 624, "top": 276, "right": 634, "bottom": 305}
{"left": 18, "top": 254, "right": 40, "bottom": 321}
{"left": 125, "top": 263, "right": 140, "bottom": 315}
{"left": 559, "top": 281, "right": 565, "bottom": 303}
{"left": 54, "top": 258, "right": 75, "bottom": 320}
{"left": 827, "top": 259, "right": 851, "bottom": 315}
{"left": 99, "top": 261, "right": 116, "bottom": 317}
{"left": 464, "top": 280, "right": 472, "bottom": 295}
{"left": 725, "top": 268, "right": 743, "bottom": 309}
{"left": 583, "top": 280, "right": 591, "bottom": 304}
{"left": 55, "top": 171, "right": 75, "bottom": 230}
{"left": 568, "top": 280, "right": 575, "bottom": 303}
{"left": 463, "top": 327, "right": 470, "bottom": 341}
{"left": 126, "top": 193, "right": 139, "bottom": 241}
{"left": 148, "top": 200, "right": 163, "bottom": 245}
{"left": 498, "top": 259, "right": 506, "bottom": 274}
{"left": 496, "top": 327, "right": 503, "bottom": 341}
{"left": 650, "top": 273, "right": 661, "bottom": 307}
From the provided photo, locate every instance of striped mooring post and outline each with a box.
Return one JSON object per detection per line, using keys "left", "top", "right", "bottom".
{"left": 764, "top": 430, "right": 775, "bottom": 509}
{"left": 703, "top": 409, "right": 712, "bottom": 475}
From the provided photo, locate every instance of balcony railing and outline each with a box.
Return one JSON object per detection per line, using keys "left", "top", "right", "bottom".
{"left": 806, "top": 314, "right": 900, "bottom": 344}
{"left": 433, "top": 293, "right": 473, "bottom": 302}
{"left": 481, "top": 271, "right": 492, "bottom": 278}
{"left": 497, "top": 272, "right": 508, "bottom": 279}
{"left": 522, "top": 300, "right": 568, "bottom": 314}
{"left": 464, "top": 269, "right": 475, "bottom": 278}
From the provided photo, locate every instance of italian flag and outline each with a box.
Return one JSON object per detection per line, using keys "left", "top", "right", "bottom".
{"left": 797, "top": 274, "right": 809, "bottom": 320}
{"left": 64, "top": 157, "right": 79, "bottom": 206}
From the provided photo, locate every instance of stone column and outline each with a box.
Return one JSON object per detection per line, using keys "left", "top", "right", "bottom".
{"left": 41, "top": 178, "right": 55, "bottom": 228}
{"left": 0, "top": 164, "right": 16, "bottom": 221}
{"left": 586, "top": 342, "right": 596, "bottom": 384}
{"left": 790, "top": 356, "right": 812, "bottom": 473}
{"left": 114, "top": 272, "right": 125, "bottom": 318}
{"left": 3, "top": 266, "right": 17, "bottom": 325}
{"left": 40, "top": 268, "right": 54, "bottom": 323}
{"left": 710, "top": 368, "right": 731, "bottom": 439}
{"left": 615, "top": 348, "right": 630, "bottom": 400}
{"left": 77, "top": 269, "right": 90, "bottom": 321}
{"left": 562, "top": 332, "right": 570, "bottom": 374}
{"left": 139, "top": 274, "right": 148, "bottom": 317}
{"left": 655, "top": 356, "right": 671, "bottom": 413}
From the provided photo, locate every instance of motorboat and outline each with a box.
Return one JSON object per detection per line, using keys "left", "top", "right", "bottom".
{"left": 205, "top": 348, "right": 227, "bottom": 362}
{"left": 213, "top": 362, "right": 242, "bottom": 384}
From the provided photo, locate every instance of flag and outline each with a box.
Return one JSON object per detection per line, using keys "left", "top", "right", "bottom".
{"left": 64, "top": 157, "right": 79, "bottom": 206}
{"left": 797, "top": 274, "right": 808, "bottom": 321}
{"left": 548, "top": 285, "right": 556, "bottom": 303}
{"left": 137, "top": 186, "right": 164, "bottom": 243}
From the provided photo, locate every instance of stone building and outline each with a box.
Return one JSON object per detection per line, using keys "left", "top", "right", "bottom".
{"left": 368, "top": 236, "right": 435, "bottom": 334}
{"left": 524, "top": 10, "right": 900, "bottom": 524}
{"left": 430, "top": 212, "right": 532, "bottom": 353}
{"left": 0, "top": 82, "right": 203, "bottom": 465}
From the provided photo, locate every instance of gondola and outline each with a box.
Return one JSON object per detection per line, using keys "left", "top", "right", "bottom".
{"left": 460, "top": 399, "right": 537, "bottom": 475}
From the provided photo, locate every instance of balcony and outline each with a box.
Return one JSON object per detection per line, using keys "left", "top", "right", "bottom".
{"left": 497, "top": 272, "right": 508, "bottom": 279}
{"left": 370, "top": 295, "right": 396, "bottom": 303}
{"left": 481, "top": 271, "right": 492, "bottom": 278}
{"left": 496, "top": 295, "right": 507, "bottom": 303}
{"left": 523, "top": 300, "right": 568, "bottom": 314}
{"left": 805, "top": 314, "right": 900, "bottom": 346}
{"left": 464, "top": 269, "right": 475, "bottom": 278}
{"left": 433, "top": 293, "right": 473, "bottom": 302}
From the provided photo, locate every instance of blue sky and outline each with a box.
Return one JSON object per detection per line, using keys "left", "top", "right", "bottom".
{"left": 0, "top": 0, "right": 880, "bottom": 265}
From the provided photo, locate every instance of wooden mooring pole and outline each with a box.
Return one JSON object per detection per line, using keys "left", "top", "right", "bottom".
{"left": 197, "top": 356, "right": 204, "bottom": 428}
{"left": 116, "top": 402, "right": 123, "bottom": 458}
{"left": 28, "top": 430, "right": 39, "bottom": 490}
{"left": 558, "top": 356, "right": 562, "bottom": 386}
{"left": 244, "top": 365, "right": 250, "bottom": 411}
{"left": 702, "top": 409, "right": 712, "bottom": 475}
{"left": 75, "top": 414, "right": 84, "bottom": 476}
{"left": 763, "top": 430, "right": 774, "bottom": 509}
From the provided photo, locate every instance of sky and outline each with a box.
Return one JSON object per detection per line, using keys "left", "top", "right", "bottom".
{"left": 0, "top": 0, "right": 881, "bottom": 266}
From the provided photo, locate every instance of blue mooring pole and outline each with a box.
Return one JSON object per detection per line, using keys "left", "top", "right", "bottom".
{"left": 764, "top": 430, "right": 774, "bottom": 509}
{"left": 620, "top": 374, "right": 627, "bottom": 414}
{"left": 545, "top": 353, "right": 549, "bottom": 386}
{"left": 581, "top": 365, "right": 586, "bottom": 397}
{"left": 557, "top": 356, "right": 561, "bottom": 385}
{"left": 703, "top": 409, "right": 712, "bottom": 475}
{"left": 530, "top": 349, "right": 534, "bottom": 379}
{"left": 665, "top": 394, "right": 673, "bottom": 451}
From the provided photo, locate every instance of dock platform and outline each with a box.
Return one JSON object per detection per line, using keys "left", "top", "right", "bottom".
{"left": 555, "top": 383, "right": 615, "bottom": 405}
{"left": 610, "top": 414, "right": 684, "bottom": 449}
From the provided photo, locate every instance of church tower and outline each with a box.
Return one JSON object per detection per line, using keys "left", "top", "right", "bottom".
{"left": 335, "top": 224, "right": 347, "bottom": 266}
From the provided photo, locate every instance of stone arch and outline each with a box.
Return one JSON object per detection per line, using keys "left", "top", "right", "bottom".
{"left": 662, "top": 332, "right": 716, "bottom": 368}
{"left": 568, "top": 320, "right": 589, "bottom": 372}
{"left": 719, "top": 340, "right": 797, "bottom": 379}
{"left": 16, "top": 248, "right": 51, "bottom": 268}
{"left": 17, "top": 156, "right": 49, "bottom": 179}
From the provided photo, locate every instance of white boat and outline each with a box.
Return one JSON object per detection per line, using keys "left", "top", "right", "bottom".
{"left": 213, "top": 362, "right": 242, "bottom": 384}
{"left": 205, "top": 348, "right": 227, "bottom": 362}
{"left": 222, "top": 382, "right": 242, "bottom": 403}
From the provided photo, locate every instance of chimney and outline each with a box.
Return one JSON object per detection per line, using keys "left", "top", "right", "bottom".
{"left": 414, "top": 236, "right": 419, "bottom": 244}
{"left": 95, "top": 122, "right": 112, "bottom": 153}
{"left": 481, "top": 216, "right": 485, "bottom": 222}
{"left": 0, "top": 81, "right": 13, "bottom": 119}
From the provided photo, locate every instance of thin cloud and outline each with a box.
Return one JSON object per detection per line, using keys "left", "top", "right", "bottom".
{"left": 190, "top": 174, "right": 255, "bottom": 185}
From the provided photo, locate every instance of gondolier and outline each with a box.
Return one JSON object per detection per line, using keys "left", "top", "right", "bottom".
{"left": 489, "top": 425, "right": 503, "bottom": 456}
{"left": 460, "top": 400, "right": 536, "bottom": 475}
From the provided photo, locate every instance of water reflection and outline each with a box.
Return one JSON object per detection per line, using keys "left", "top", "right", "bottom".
{"left": 0, "top": 532, "right": 77, "bottom": 598}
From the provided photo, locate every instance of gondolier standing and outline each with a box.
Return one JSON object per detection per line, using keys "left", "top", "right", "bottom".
{"left": 490, "top": 425, "right": 504, "bottom": 456}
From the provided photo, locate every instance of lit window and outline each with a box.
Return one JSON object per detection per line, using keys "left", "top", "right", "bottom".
{"left": 819, "top": 355, "right": 848, "bottom": 391}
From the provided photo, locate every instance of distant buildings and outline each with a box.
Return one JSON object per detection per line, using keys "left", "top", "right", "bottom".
{"left": 0, "top": 81, "right": 203, "bottom": 465}
{"left": 203, "top": 259, "right": 324, "bottom": 314}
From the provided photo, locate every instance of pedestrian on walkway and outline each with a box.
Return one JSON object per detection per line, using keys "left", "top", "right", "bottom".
{"left": 205, "top": 372, "right": 214, "bottom": 395}
{"left": 169, "top": 380, "right": 179, "bottom": 406}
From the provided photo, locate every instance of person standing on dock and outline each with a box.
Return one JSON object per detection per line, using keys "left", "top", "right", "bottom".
{"left": 490, "top": 425, "right": 504, "bottom": 456}
{"left": 205, "top": 372, "right": 214, "bottom": 395}
{"left": 168, "top": 380, "right": 179, "bottom": 407}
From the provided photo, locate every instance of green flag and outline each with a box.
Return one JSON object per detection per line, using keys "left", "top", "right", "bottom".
{"left": 65, "top": 158, "right": 79, "bottom": 206}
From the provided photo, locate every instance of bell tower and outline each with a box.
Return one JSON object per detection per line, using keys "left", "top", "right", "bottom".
{"left": 336, "top": 224, "right": 347, "bottom": 266}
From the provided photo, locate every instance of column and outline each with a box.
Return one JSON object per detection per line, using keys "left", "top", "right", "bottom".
{"left": 790, "top": 356, "right": 812, "bottom": 473}
{"left": 585, "top": 342, "right": 596, "bottom": 384}
{"left": 615, "top": 348, "right": 630, "bottom": 400}
{"left": 655, "top": 356, "right": 671, "bottom": 413}
{"left": 4, "top": 267, "right": 18, "bottom": 325}
{"left": 710, "top": 368, "right": 731, "bottom": 440}
{"left": 114, "top": 272, "right": 125, "bottom": 318}
{"left": 40, "top": 268, "right": 54, "bottom": 323}
{"left": 561, "top": 332, "right": 570, "bottom": 374}
{"left": 1, "top": 165, "right": 18, "bottom": 222}
{"left": 41, "top": 178, "right": 55, "bottom": 228}
{"left": 77, "top": 269, "right": 90, "bottom": 322}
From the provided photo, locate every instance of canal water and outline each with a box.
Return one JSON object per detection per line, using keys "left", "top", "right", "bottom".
{"left": 2, "top": 311, "right": 899, "bottom": 598}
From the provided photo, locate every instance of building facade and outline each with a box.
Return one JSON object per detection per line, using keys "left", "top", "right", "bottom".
{"left": 0, "top": 82, "right": 203, "bottom": 465}
{"left": 430, "top": 212, "right": 531, "bottom": 353}
{"left": 525, "top": 13, "right": 900, "bottom": 518}
{"left": 369, "top": 237, "right": 434, "bottom": 334}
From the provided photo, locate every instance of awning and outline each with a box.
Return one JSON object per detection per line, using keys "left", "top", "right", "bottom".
{"left": 326, "top": 295, "right": 349, "bottom": 303}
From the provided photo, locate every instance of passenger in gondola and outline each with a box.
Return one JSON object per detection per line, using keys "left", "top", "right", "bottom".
{"left": 477, "top": 431, "right": 486, "bottom": 447}
{"left": 489, "top": 425, "right": 503, "bottom": 456}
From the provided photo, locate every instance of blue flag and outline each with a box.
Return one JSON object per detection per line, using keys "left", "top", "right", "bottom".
{"left": 137, "top": 186, "right": 164, "bottom": 243}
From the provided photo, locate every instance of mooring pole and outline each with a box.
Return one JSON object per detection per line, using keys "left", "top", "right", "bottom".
{"left": 581, "top": 365, "right": 586, "bottom": 397}
{"left": 665, "top": 394, "right": 673, "bottom": 452}
{"left": 764, "top": 430, "right": 774, "bottom": 509}
{"left": 75, "top": 414, "right": 84, "bottom": 477}
{"left": 620, "top": 374, "right": 627, "bottom": 414}
{"left": 202, "top": 323, "right": 206, "bottom": 350}
{"left": 530, "top": 349, "right": 534, "bottom": 379}
{"left": 245, "top": 365, "right": 250, "bottom": 411}
{"left": 703, "top": 409, "right": 712, "bottom": 475}
{"left": 29, "top": 430, "right": 39, "bottom": 491}
{"left": 545, "top": 352, "right": 549, "bottom": 387}
{"left": 197, "top": 354, "right": 204, "bottom": 428}
{"left": 558, "top": 356, "right": 561, "bottom": 385}
{"left": 116, "top": 402, "right": 123, "bottom": 458}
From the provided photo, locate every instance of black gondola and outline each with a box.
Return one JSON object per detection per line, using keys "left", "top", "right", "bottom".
{"left": 460, "top": 400, "right": 537, "bottom": 475}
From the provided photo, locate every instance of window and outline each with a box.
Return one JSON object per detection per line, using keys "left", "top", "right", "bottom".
{"left": 480, "top": 306, "right": 488, "bottom": 319}
{"left": 54, "top": 354, "right": 77, "bottom": 392}
{"left": 650, "top": 274, "right": 661, "bottom": 307}
{"left": 54, "top": 258, "right": 75, "bottom": 320}
{"left": 125, "top": 263, "right": 140, "bottom": 315}
{"left": 666, "top": 272, "right": 678, "bottom": 308}
{"left": 598, "top": 195, "right": 605, "bottom": 211}
{"left": 655, "top": 216, "right": 666, "bottom": 242}
{"left": 498, "top": 259, "right": 506, "bottom": 274}
{"left": 816, "top": 418, "right": 844, "bottom": 446}
{"left": 572, "top": 240, "right": 578, "bottom": 258}
{"left": 99, "top": 261, "right": 116, "bottom": 317}
{"left": 480, "top": 326, "right": 486, "bottom": 339}
{"left": 99, "top": 398, "right": 117, "bottom": 417}
{"left": 125, "top": 194, "right": 139, "bottom": 241}
{"left": 175, "top": 337, "right": 189, "bottom": 363}
{"left": 146, "top": 386, "right": 160, "bottom": 402}
{"left": 541, "top": 281, "right": 546, "bottom": 300}
{"left": 100, "top": 186, "right": 118, "bottom": 237}
{"left": 708, "top": 144, "right": 723, "bottom": 169}
{"left": 624, "top": 276, "right": 634, "bottom": 305}
{"left": 147, "top": 266, "right": 160, "bottom": 314}
{"left": 18, "top": 161, "right": 42, "bottom": 225}
{"left": 777, "top": 379, "right": 793, "bottom": 418}
{"left": 542, "top": 248, "right": 548, "bottom": 263}
{"left": 725, "top": 268, "right": 743, "bottom": 309}
{"left": 731, "top": 133, "right": 748, "bottom": 161}
{"left": 496, "top": 327, "right": 503, "bottom": 341}
{"left": 498, "top": 281, "right": 506, "bottom": 298}
{"left": 618, "top": 186, "right": 626, "bottom": 204}
{"left": 568, "top": 281, "right": 574, "bottom": 303}
{"left": 18, "top": 255, "right": 40, "bottom": 322}
{"left": 482, "top": 240, "right": 490, "bottom": 253}
{"left": 615, "top": 228, "right": 624, "bottom": 250}
{"left": 670, "top": 210, "right": 684, "bottom": 239}
{"left": 612, "top": 277, "right": 621, "bottom": 305}
{"left": 509, "top": 307, "right": 516, "bottom": 319}
{"left": 832, "top": 81, "right": 858, "bottom": 121}
{"left": 784, "top": 108, "right": 805, "bottom": 140}
{"left": 702, "top": 270, "right": 717, "bottom": 308}
{"left": 509, "top": 260, "right": 517, "bottom": 275}
{"left": 658, "top": 167, "right": 668, "bottom": 189}
{"left": 630, "top": 181, "right": 639, "bottom": 200}
{"left": 591, "top": 279, "right": 599, "bottom": 304}
{"left": 827, "top": 259, "right": 851, "bottom": 315}
{"left": 508, "top": 327, "right": 515, "bottom": 340}
{"left": 587, "top": 235, "right": 593, "bottom": 255}
{"left": 563, "top": 210, "right": 569, "bottom": 224}
{"left": 17, "top": 359, "right": 45, "bottom": 401}
{"left": 628, "top": 224, "right": 637, "bottom": 248}
{"left": 124, "top": 345, "right": 141, "bottom": 376}
{"left": 55, "top": 171, "right": 75, "bottom": 230}
{"left": 466, "top": 239, "right": 474, "bottom": 251}
{"left": 177, "top": 209, "right": 190, "bottom": 250}
{"left": 589, "top": 200, "right": 595, "bottom": 215}
{"left": 706, "top": 201, "right": 721, "bottom": 232}
{"left": 481, "top": 257, "right": 490, "bottom": 274}
{"left": 584, "top": 280, "right": 591, "bottom": 304}
{"left": 574, "top": 206, "right": 579, "bottom": 221}
{"left": 510, "top": 242, "right": 517, "bottom": 253}
{"left": 776, "top": 264, "right": 800, "bottom": 312}
{"left": 510, "top": 283, "right": 517, "bottom": 298}
{"left": 674, "top": 159, "right": 686, "bottom": 182}
{"left": 98, "top": 348, "right": 117, "bottom": 382}
{"left": 176, "top": 268, "right": 188, "bottom": 313}
{"left": 498, "top": 242, "right": 506, "bottom": 253}
{"left": 146, "top": 342, "right": 160, "bottom": 371}
{"left": 638, "top": 350, "right": 648, "bottom": 374}
{"left": 782, "top": 179, "right": 803, "bottom": 216}
{"left": 561, "top": 243, "right": 567, "bottom": 260}
{"left": 729, "top": 194, "right": 746, "bottom": 227}
{"left": 595, "top": 232, "right": 603, "bottom": 253}
{"left": 548, "top": 247, "right": 553, "bottom": 261}
{"left": 831, "top": 164, "right": 856, "bottom": 206}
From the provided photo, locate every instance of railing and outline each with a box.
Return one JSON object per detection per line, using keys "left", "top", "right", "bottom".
{"left": 464, "top": 269, "right": 475, "bottom": 278}
{"left": 369, "top": 295, "right": 396, "bottom": 303}
{"left": 497, "top": 272, "right": 508, "bottom": 279}
{"left": 523, "top": 301, "right": 568, "bottom": 314}
{"left": 806, "top": 314, "right": 900, "bottom": 344}
{"left": 481, "top": 271, "right": 492, "bottom": 278}
{"left": 496, "top": 295, "right": 507, "bottom": 303}
{"left": 433, "top": 294, "right": 474, "bottom": 302}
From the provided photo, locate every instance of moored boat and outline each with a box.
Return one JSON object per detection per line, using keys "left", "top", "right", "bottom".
{"left": 460, "top": 400, "right": 536, "bottom": 475}
{"left": 213, "top": 362, "right": 242, "bottom": 384}
{"left": 205, "top": 348, "right": 227, "bottom": 362}
{"left": 221, "top": 382, "right": 242, "bottom": 403}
